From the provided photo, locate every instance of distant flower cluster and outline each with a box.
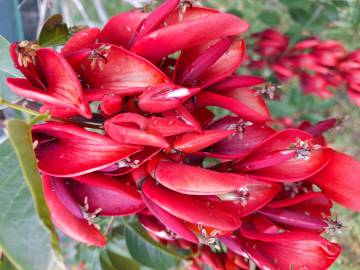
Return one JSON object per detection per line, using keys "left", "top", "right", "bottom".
{"left": 249, "top": 28, "right": 360, "bottom": 107}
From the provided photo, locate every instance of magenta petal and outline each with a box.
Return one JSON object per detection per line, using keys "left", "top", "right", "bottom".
{"left": 142, "top": 192, "right": 198, "bottom": 243}
{"left": 32, "top": 122, "right": 142, "bottom": 177}
{"left": 142, "top": 179, "right": 241, "bottom": 230}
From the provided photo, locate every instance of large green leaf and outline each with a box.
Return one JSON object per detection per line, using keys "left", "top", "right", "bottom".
{"left": 124, "top": 220, "right": 181, "bottom": 270}
{"left": 100, "top": 250, "right": 140, "bottom": 270}
{"left": 0, "top": 118, "right": 65, "bottom": 270}
{"left": 38, "top": 15, "right": 69, "bottom": 47}
{"left": 0, "top": 35, "right": 22, "bottom": 105}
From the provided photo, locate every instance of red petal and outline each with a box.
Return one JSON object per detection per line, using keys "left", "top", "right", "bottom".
{"left": 150, "top": 116, "right": 199, "bottom": 137}
{"left": 138, "top": 84, "right": 200, "bottom": 113}
{"left": 69, "top": 173, "right": 145, "bottom": 215}
{"left": 77, "top": 44, "right": 169, "bottom": 95}
{"left": 151, "top": 159, "right": 270, "bottom": 196}
{"left": 310, "top": 151, "right": 360, "bottom": 211}
{"left": 239, "top": 223, "right": 340, "bottom": 270}
{"left": 195, "top": 90, "right": 270, "bottom": 122}
{"left": 104, "top": 112, "right": 169, "bottom": 148}
{"left": 100, "top": 94, "right": 124, "bottom": 116}
{"left": 7, "top": 48, "right": 91, "bottom": 118}
{"left": 32, "top": 122, "right": 142, "bottom": 177}
{"left": 61, "top": 28, "right": 100, "bottom": 55}
{"left": 142, "top": 192, "right": 198, "bottom": 243}
{"left": 42, "top": 174, "right": 106, "bottom": 246}
{"left": 142, "top": 179, "right": 241, "bottom": 230}
{"left": 210, "top": 75, "right": 266, "bottom": 92}
{"left": 132, "top": 12, "right": 249, "bottom": 62}
{"left": 172, "top": 130, "right": 235, "bottom": 153}
{"left": 98, "top": 10, "right": 148, "bottom": 49}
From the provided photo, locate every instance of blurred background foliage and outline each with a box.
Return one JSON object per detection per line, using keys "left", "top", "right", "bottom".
{"left": 1, "top": 0, "right": 359, "bottom": 269}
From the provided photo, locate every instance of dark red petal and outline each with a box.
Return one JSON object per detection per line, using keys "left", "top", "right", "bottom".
{"left": 32, "top": 122, "right": 142, "bottom": 177}
{"left": 142, "top": 179, "right": 241, "bottom": 230}
{"left": 132, "top": 12, "right": 249, "bottom": 62}
{"left": 195, "top": 90, "right": 269, "bottom": 122}
{"left": 142, "top": 192, "right": 198, "bottom": 243}
{"left": 98, "top": 10, "right": 148, "bottom": 49}
{"left": 152, "top": 159, "right": 272, "bottom": 196}
{"left": 77, "top": 44, "right": 169, "bottom": 95}
{"left": 210, "top": 75, "right": 266, "bottom": 92}
{"left": 172, "top": 130, "right": 234, "bottom": 153}
{"left": 69, "top": 173, "right": 145, "bottom": 216}
{"left": 303, "top": 118, "right": 337, "bottom": 137}
{"left": 104, "top": 113, "right": 169, "bottom": 148}
{"left": 310, "top": 151, "right": 360, "bottom": 211}
{"left": 42, "top": 174, "right": 106, "bottom": 246}
{"left": 61, "top": 28, "right": 100, "bottom": 55}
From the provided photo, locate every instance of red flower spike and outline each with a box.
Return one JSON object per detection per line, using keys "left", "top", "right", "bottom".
{"left": 69, "top": 173, "right": 145, "bottom": 216}
{"left": 104, "top": 112, "right": 169, "bottom": 148}
{"left": 151, "top": 159, "right": 276, "bottom": 196}
{"left": 138, "top": 84, "right": 200, "bottom": 113}
{"left": 210, "top": 75, "right": 266, "bottom": 92}
{"left": 61, "top": 28, "right": 100, "bottom": 56}
{"left": 238, "top": 222, "right": 341, "bottom": 270}
{"left": 100, "top": 94, "right": 124, "bottom": 116}
{"left": 175, "top": 37, "right": 240, "bottom": 87}
{"left": 76, "top": 44, "right": 169, "bottom": 98}
{"left": 195, "top": 90, "right": 270, "bottom": 122}
{"left": 172, "top": 130, "right": 235, "bottom": 153}
{"left": 142, "top": 179, "right": 241, "bottom": 230}
{"left": 131, "top": 11, "right": 249, "bottom": 62}
{"left": 42, "top": 174, "right": 106, "bottom": 247}
{"left": 142, "top": 192, "right": 198, "bottom": 243}
{"left": 7, "top": 48, "right": 92, "bottom": 119}
{"left": 98, "top": 10, "right": 148, "bottom": 49}
{"left": 310, "top": 151, "right": 360, "bottom": 211}
{"left": 32, "top": 122, "right": 142, "bottom": 177}
{"left": 132, "top": 0, "right": 180, "bottom": 45}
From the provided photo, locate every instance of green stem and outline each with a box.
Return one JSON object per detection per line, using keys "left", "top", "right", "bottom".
{"left": 105, "top": 217, "right": 116, "bottom": 236}
{"left": 0, "top": 97, "right": 46, "bottom": 117}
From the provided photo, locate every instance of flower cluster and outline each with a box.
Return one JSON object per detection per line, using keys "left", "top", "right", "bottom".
{"left": 5, "top": 1, "right": 360, "bottom": 269}
{"left": 248, "top": 28, "right": 360, "bottom": 106}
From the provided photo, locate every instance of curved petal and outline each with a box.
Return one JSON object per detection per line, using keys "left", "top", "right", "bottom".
{"left": 195, "top": 90, "right": 270, "bottom": 122}
{"left": 151, "top": 159, "right": 274, "bottom": 196}
{"left": 77, "top": 44, "right": 169, "bottom": 95}
{"left": 32, "top": 122, "right": 142, "bottom": 177}
{"left": 61, "top": 28, "right": 100, "bottom": 55}
{"left": 104, "top": 112, "right": 169, "bottom": 148}
{"left": 142, "top": 192, "right": 198, "bottom": 243}
{"left": 210, "top": 75, "right": 266, "bottom": 92}
{"left": 142, "top": 179, "right": 241, "bottom": 230}
{"left": 68, "top": 173, "right": 145, "bottom": 216}
{"left": 42, "top": 174, "right": 106, "bottom": 246}
{"left": 132, "top": 12, "right": 249, "bottom": 62}
{"left": 239, "top": 223, "right": 341, "bottom": 270}
{"left": 98, "top": 10, "right": 148, "bottom": 49}
{"left": 310, "top": 151, "right": 360, "bottom": 211}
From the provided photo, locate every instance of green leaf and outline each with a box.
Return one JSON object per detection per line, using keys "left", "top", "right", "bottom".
{"left": 0, "top": 35, "right": 22, "bottom": 106}
{"left": 259, "top": 10, "right": 280, "bottom": 26}
{"left": 0, "top": 139, "right": 65, "bottom": 270}
{"left": 289, "top": 8, "right": 309, "bottom": 23}
{"left": 331, "top": 0, "right": 349, "bottom": 8}
{"left": 124, "top": 220, "right": 181, "bottom": 270}
{"left": 38, "top": 14, "right": 69, "bottom": 47}
{"left": 100, "top": 250, "right": 140, "bottom": 270}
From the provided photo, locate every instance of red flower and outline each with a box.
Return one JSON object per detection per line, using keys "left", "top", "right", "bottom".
{"left": 5, "top": 0, "right": 360, "bottom": 268}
